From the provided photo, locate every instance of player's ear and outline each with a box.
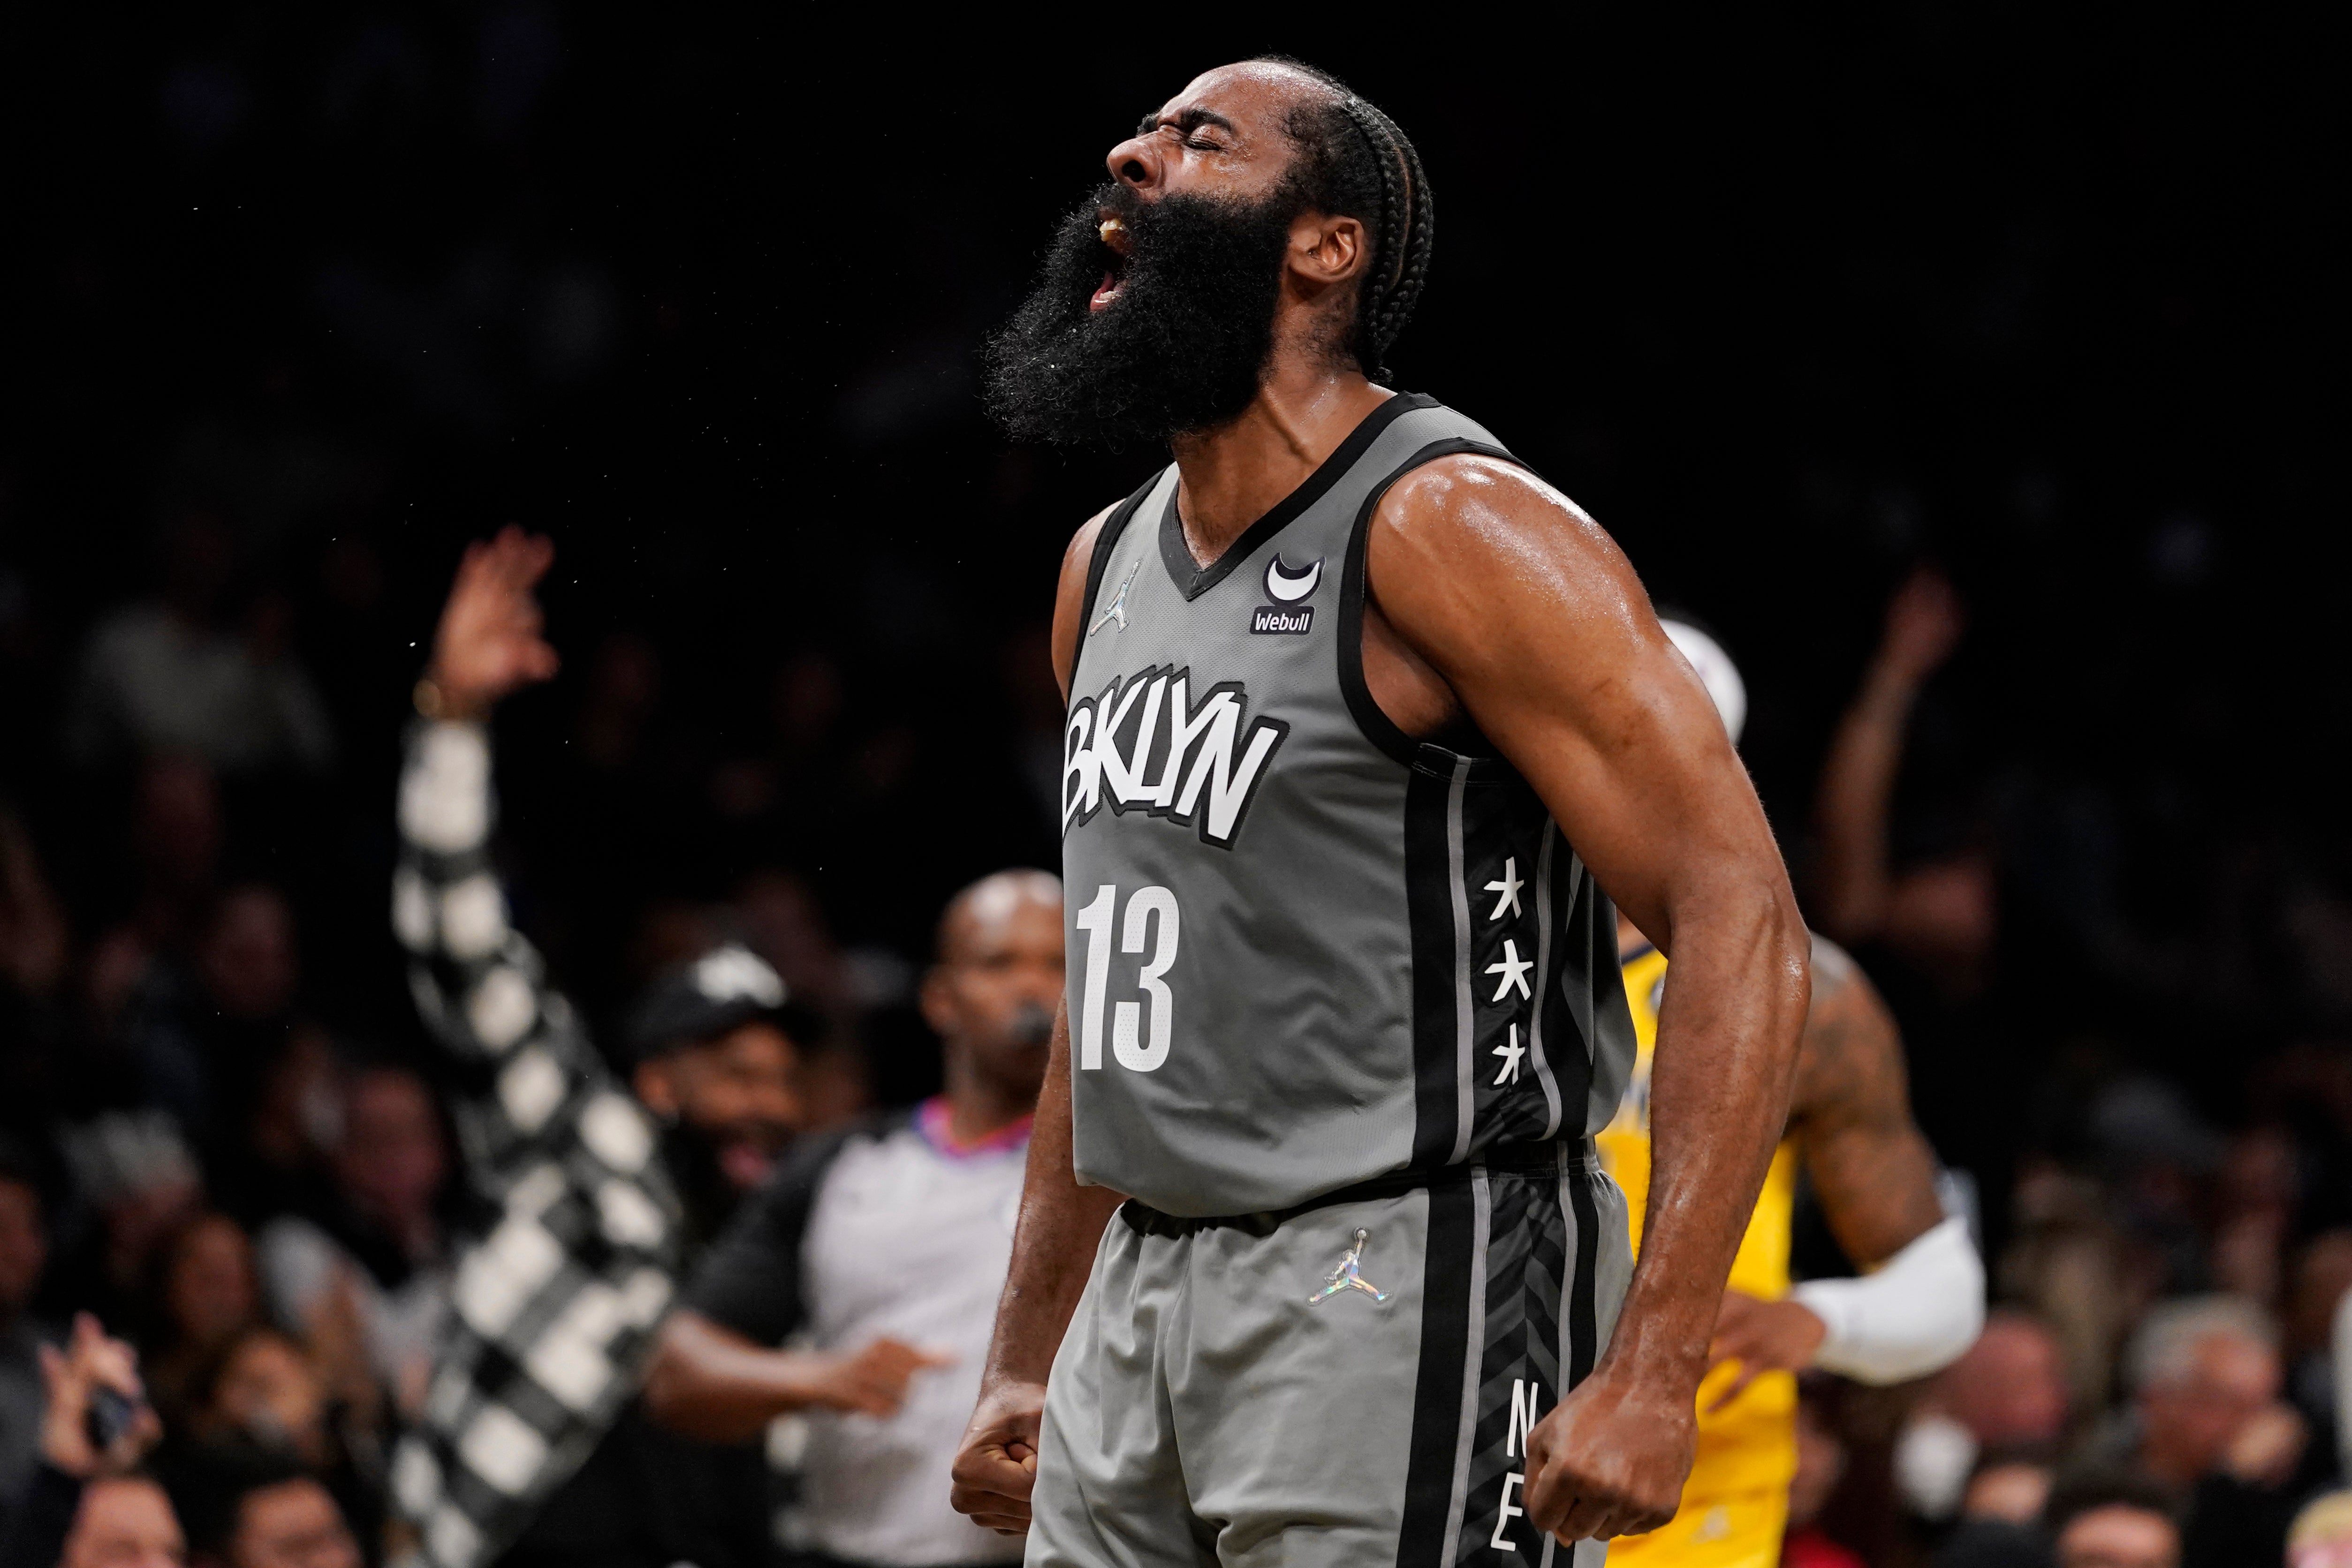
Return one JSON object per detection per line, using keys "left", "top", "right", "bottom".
{"left": 1289, "top": 212, "right": 1368, "bottom": 287}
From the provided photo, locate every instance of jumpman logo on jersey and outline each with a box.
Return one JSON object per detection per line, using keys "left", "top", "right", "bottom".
{"left": 1089, "top": 557, "right": 1141, "bottom": 636}
{"left": 1306, "top": 1228, "right": 1389, "bottom": 1305}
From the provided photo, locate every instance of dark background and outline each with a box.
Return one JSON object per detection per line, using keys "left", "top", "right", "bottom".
{"left": 1, "top": 7, "right": 2343, "bottom": 1199}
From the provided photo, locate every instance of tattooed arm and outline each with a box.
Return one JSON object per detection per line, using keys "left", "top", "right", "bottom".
{"left": 1706, "top": 936, "right": 1979, "bottom": 1392}
{"left": 1789, "top": 938, "right": 1946, "bottom": 1262}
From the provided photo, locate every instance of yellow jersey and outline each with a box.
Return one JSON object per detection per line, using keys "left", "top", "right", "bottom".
{"left": 1596, "top": 945, "right": 1798, "bottom": 1568}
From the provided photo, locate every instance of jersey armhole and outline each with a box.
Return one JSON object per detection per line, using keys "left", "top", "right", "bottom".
{"left": 1075, "top": 470, "right": 1167, "bottom": 635}
{"left": 1337, "top": 437, "right": 1527, "bottom": 770}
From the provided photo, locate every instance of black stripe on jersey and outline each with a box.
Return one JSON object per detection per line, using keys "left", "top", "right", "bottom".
{"left": 1398, "top": 1178, "right": 1477, "bottom": 1565}
{"left": 1457, "top": 1169, "right": 1569, "bottom": 1560}
{"left": 1405, "top": 757, "right": 1464, "bottom": 1169}
{"left": 1529, "top": 829, "right": 1601, "bottom": 1145}
{"left": 1159, "top": 392, "right": 1439, "bottom": 602}
{"left": 1336, "top": 435, "right": 1523, "bottom": 769}
{"left": 1075, "top": 470, "right": 1166, "bottom": 634}
{"left": 1565, "top": 1166, "right": 1602, "bottom": 1386}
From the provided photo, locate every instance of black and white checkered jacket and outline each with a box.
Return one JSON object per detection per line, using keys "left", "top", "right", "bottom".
{"left": 385, "top": 719, "right": 683, "bottom": 1568}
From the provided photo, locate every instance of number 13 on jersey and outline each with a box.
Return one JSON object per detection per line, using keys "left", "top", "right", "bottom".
{"left": 1074, "top": 884, "right": 1181, "bottom": 1073}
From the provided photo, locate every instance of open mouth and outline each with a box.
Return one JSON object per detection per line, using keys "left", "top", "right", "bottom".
{"left": 1091, "top": 215, "right": 1132, "bottom": 311}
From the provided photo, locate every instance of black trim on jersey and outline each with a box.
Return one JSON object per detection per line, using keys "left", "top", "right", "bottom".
{"left": 1398, "top": 1178, "right": 1477, "bottom": 1565}
{"left": 1075, "top": 470, "right": 1167, "bottom": 636}
{"left": 1337, "top": 435, "right": 1525, "bottom": 769}
{"left": 1565, "top": 1166, "right": 1602, "bottom": 1386}
{"left": 1404, "top": 761, "right": 1463, "bottom": 1169}
{"left": 1155, "top": 392, "right": 1440, "bottom": 603}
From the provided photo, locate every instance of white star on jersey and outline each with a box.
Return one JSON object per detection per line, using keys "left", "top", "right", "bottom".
{"left": 1486, "top": 939, "right": 1533, "bottom": 1002}
{"left": 1485, "top": 858, "right": 1524, "bottom": 922}
{"left": 1492, "top": 1024, "right": 1526, "bottom": 1085}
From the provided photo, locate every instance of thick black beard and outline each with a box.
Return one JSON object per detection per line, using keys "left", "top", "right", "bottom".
{"left": 983, "top": 182, "right": 1299, "bottom": 449}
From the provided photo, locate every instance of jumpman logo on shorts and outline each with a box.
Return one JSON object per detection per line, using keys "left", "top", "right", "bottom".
{"left": 1306, "top": 1228, "right": 1389, "bottom": 1305}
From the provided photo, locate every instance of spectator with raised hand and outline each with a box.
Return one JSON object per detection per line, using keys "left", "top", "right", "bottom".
{"left": 0, "top": 1313, "right": 172, "bottom": 1568}
{"left": 385, "top": 529, "right": 806, "bottom": 1568}
{"left": 1812, "top": 566, "right": 1987, "bottom": 988}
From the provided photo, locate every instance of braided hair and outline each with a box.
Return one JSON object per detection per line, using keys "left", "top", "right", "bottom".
{"left": 1256, "top": 60, "right": 1435, "bottom": 383}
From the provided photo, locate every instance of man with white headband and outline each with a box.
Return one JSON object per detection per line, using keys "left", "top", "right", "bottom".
{"left": 1599, "top": 616, "right": 1986, "bottom": 1568}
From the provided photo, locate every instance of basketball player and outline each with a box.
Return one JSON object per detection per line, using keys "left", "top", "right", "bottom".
{"left": 1604, "top": 621, "right": 1985, "bottom": 1568}
{"left": 948, "top": 61, "right": 1813, "bottom": 1560}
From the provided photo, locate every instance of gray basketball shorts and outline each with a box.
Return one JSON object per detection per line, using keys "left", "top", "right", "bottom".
{"left": 1027, "top": 1150, "right": 1633, "bottom": 1568}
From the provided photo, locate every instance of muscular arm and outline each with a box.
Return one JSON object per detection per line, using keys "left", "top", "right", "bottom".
{"left": 1365, "top": 457, "right": 1810, "bottom": 1541}
{"left": 950, "top": 508, "right": 1128, "bottom": 1534}
{"left": 1788, "top": 937, "right": 1944, "bottom": 1263}
{"left": 1707, "top": 936, "right": 1979, "bottom": 1392}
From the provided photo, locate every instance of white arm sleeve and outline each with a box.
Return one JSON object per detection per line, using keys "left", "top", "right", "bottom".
{"left": 1791, "top": 1214, "right": 1984, "bottom": 1384}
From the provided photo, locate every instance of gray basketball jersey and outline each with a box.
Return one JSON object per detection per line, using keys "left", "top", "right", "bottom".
{"left": 1062, "top": 394, "right": 1638, "bottom": 1218}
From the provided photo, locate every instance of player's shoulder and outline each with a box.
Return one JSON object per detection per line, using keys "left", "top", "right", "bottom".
{"left": 1371, "top": 447, "right": 1613, "bottom": 568}
{"left": 1053, "top": 493, "right": 1141, "bottom": 695}
{"left": 1070, "top": 499, "right": 1118, "bottom": 556}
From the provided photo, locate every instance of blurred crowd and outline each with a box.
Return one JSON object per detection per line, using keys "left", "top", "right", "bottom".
{"left": 0, "top": 470, "right": 2350, "bottom": 1568}
{"left": 2, "top": 511, "right": 2351, "bottom": 1568}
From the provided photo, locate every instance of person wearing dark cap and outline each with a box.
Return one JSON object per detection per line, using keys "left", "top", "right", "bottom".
{"left": 621, "top": 943, "right": 807, "bottom": 1252}
{"left": 386, "top": 530, "right": 800, "bottom": 1568}
{"left": 643, "top": 867, "right": 1063, "bottom": 1568}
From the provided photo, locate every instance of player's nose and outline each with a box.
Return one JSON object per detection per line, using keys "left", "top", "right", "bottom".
{"left": 1106, "top": 130, "right": 1163, "bottom": 196}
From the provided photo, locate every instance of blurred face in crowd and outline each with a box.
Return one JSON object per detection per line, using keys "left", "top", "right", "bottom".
{"left": 634, "top": 1021, "right": 800, "bottom": 1192}
{"left": 229, "top": 1479, "right": 358, "bottom": 1568}
{"left": 1964, "top": 1462, "right": 2053, "bottom": 1524}
{"left": 62, "top": 1477, "right": 186, "bottom": 1568}
{"left": 1940, "top": 1311, "right": 2068, "bottom": 1445}
{"left": 207, "top": 1330, "right": 329, "bottom": 1464}
{"left": 0, "top": 1176, "right": 47, "bottom": 1316}
{"left": 335, "top": 1068, "right": 446, "bottom": 1229}
{"left": 198, "top": 887, "right": 297, "bottom": 1022}
{"left": 166, "top": 1215, "right": 258, "bottom": 1350}
{"left": 2056, "top": 1505, "right": 2179, "bottom": 1568}
{"left": 2139, "top": 1329, "right": 2280, "bottom": 1486}
{"left": 923, "top": 871, "right": 1064, "bottom": 1103}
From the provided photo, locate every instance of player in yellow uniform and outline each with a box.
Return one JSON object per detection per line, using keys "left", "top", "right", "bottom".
{"left": 1599, "top": 621, "right": 1985, "bottom": 1568}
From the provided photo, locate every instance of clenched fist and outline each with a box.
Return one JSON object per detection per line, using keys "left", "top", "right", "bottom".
{"left": 1520, "top": 1357, "right": 1696, "bottom": 1543}
{"left": 949, "top": 1378, "right": 1046, "bottom": 1535}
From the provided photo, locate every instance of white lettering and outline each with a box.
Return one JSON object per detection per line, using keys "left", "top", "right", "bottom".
{"left": 1146, "top": 678, "right": 1220, "bottom": 808}
{"left": 1175, "top": 702, "right": 1286, "bottom": 848}
{"left": 1490, "top": 1471, "right": 1525, "bottom": 1552}
{"left": 1096, "top": 674, "right": 1166, "bottom": 806}
{"left": 1066, "top": 665, "right": 1287, "bottom": 846}
{"left": 1060, "top": 704, "right": 1098, "bottom": 831}
{"left": 1507, "top": 1378, "right": 1541, "bottom": 1460}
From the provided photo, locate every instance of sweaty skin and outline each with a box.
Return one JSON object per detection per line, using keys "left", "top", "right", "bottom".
{"left": 948, "top": 61, "right": 1809, "bottom": 1545}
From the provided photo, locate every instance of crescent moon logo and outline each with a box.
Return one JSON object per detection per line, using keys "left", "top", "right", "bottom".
{"left": 1263, "top": 553, "right": 1324, "bottom": 603}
